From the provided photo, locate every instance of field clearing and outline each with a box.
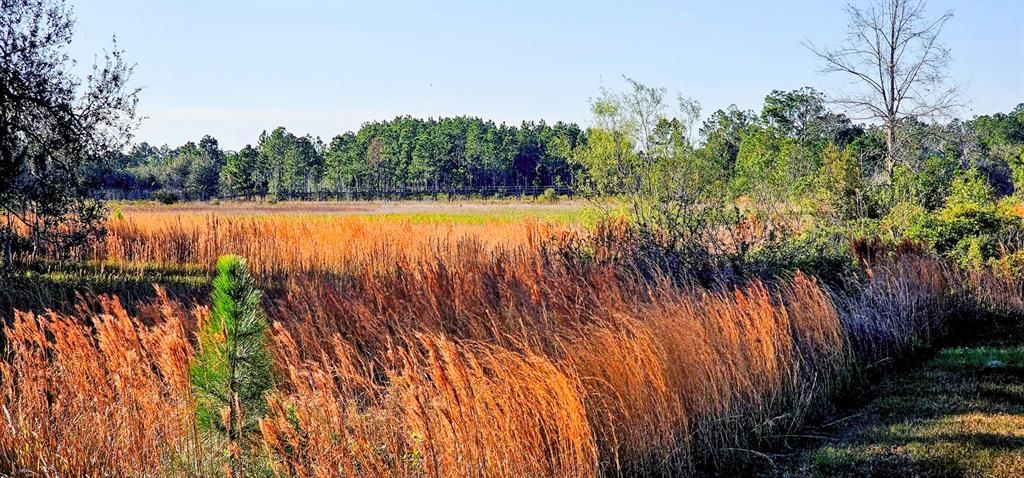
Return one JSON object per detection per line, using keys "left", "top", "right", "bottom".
{"left": 94, "top": 202, "right": 592, "bottom": 278}
{"left": 2, "top": 202, "right": 990, "bottom": 477}
{"left": 111, "top": 199, "right": 598, "bottom": 224}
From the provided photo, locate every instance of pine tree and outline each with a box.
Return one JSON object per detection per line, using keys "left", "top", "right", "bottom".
{"left": 191, "top": 255, "right": 274, "bottom": 476}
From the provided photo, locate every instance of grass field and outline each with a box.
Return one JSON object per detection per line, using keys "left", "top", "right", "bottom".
{"left": 0, "top": 201, "right": 1019, "bottom": 477}
{"left": 111, "top": 199, "right": 597, "bottom": 224}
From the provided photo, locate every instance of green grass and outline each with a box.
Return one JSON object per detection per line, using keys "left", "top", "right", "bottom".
{"left": 1, "top": 261, "right": 211, "bottom": 317}
{"left": 351, "top": 208, "right": 600, "bottom": 225}
{"left": 778, "top": 318, "right": 1024, "bottom": 478}
{"left": 931, "top": 346, "right": 1024, "bottom": 369}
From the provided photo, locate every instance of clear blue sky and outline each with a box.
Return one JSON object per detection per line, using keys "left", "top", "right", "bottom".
{"left": 68, "top": 0, "right": 1024, "bottom": 150}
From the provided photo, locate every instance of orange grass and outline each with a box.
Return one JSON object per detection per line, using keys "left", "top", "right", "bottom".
{"left": 0, "top": 211, "right": 971, "bottom": 477}
{"left": 0, "top": 293, "right": 204, "bottom": 477}
{"left": 95, "top": 212, "right": 570, "bottom": 277}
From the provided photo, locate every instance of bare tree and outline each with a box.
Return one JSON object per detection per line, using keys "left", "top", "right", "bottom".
{"left": 806, "top": 0, "right": 960, "bottom": 177}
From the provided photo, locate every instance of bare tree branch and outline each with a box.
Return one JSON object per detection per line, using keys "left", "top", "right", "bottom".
{"left": 805, "top": 0, "right": 961, "bottom": 178}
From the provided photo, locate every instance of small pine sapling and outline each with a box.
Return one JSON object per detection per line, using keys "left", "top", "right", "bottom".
{"left": 191, "top": 255, "right": 274, "bottom": 476}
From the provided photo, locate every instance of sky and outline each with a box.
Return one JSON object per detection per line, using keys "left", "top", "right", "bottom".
{"left": 67, "top": 0, "right": 1024, "bottom": 150}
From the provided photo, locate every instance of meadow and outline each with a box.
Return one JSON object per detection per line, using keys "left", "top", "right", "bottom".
{"left": 2, "top": 200, "right": 1016, "bottom": 477}
{"left": 4, "top": 0, "right": 1021, "bottom": 475}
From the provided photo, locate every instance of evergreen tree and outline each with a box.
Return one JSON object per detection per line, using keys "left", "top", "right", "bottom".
{"left": 190, "top": 255, "right": 274, "bottom": 476}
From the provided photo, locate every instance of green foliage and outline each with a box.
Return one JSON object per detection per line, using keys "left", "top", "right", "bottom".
{"left": 110, "top": 118, "right": 585, "bottom": 200}
{"left": 880, "top": 202, "right": 928, "bottom": 242}
{"left": 153, "top": 189, "right": 180, "bottom": 205}
{"left": 906, "top": 169, "right": 1022, "bottom": 267}
{"left": 949, "top": 168, "right": 997, "bottom": 205}
{"left": 732, "top": 126, "right": 797, "bottom": 198}
{"left": 816, "top": 143, "right": 867, "bottom": 221}
{"left": 951, "top": 235, "right": 992, "bottom": 269}
{"left": 699, "top": 106, "right": 756, "bottom": 170}
{"left": 190, "top": 255, "right": 274, "bottom": 476}
{"left": 746, "top": 223, "right": 859, "bottom": 282}
{"left": 1009, "top": 147, "right": 1024, "bottom": 195}
{"left": 539, "top": 187, "right": 559, "bottom": 203}
{"left": 573, "top": 127, "right": 639, "bottom": 195}
{"left": 989, "top": 249, "right": 1024, "bottom": 280}
{"left": 874, "top": 165, "right": 922, "bottom": 215}
{"left": 870, "top": 152, "right": 960, "bottom": 220}
{"left": 578, "top": 78, "right": 804, "bottom": 283}
{"left": 917, "top": 153, "right": 960, "bottom": 209}
{"left": 222, "top": 146, "right": 260, "bottom": 195}
{"left": 1, "top": 0, "right": 138, "bottom": 265}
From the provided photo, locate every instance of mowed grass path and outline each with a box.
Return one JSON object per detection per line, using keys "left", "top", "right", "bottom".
{"left": 780, "top": 317, "right": 1024, "bottom": 478}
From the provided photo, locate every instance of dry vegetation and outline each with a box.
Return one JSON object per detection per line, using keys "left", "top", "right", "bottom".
{"left": 93, "top": 204, "right": 577, "bottom": 277}
{"left": 1, "top": 205, "right": 1004, "bottom": 477}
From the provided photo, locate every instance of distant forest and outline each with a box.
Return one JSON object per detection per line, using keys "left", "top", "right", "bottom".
{"left": 102, "top": 117, "right": 584, "bottom": 201}
{"left": 97, "top": 88, "right": 1024, "bottom": 202}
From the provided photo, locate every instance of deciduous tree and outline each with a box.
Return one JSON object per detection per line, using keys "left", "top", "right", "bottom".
{"left": 1, "top": 0, "right": 139, "bottom": 265}
{"left": 806, "top": 0, "right": 960, "bottom": 177}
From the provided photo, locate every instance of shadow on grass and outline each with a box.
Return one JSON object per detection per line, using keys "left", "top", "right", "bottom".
{"left": 0, "top": 260, "right": 212, "bottom": 318}
{"left": 787, "top": 337, "right": 1024, "bottom": 478}
{"left": 757, "top": 310, "right": 1024, "bottom": 478}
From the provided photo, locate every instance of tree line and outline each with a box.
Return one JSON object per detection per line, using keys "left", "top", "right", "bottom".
{"left": 101, "top": 117, "right": 584, "bottom": 201}
{"left": 95, "top": 92, "right": 1024, "bottom": 209}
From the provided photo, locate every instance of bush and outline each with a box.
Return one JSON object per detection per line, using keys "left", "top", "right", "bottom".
{"left": 745, "top": 223, "right": 859, "bottom": 283}
{"left": 816, "top": 143, "right": 867, "bottom": 221}
{"left": 873, "top": 164, "right": 924, "bottom": 215}
{"left": 540, "top": 187, "right": 560, "bottom": 203}
{"left": 989, "top": 249, "right": 1024, "bottom": 280}
{"left": 153, "top": 189, "right": 180, "bottom": 205}
{"left": 951, "top": 235, "right": 993, "bottom": 269}
{"left": 907, "top": 169, "right": 1023, "bottom": 265}
{"left": 880, "top": 202, "right": 928, "bottom": 241}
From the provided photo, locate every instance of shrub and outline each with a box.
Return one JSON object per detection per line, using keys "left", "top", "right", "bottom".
{"left": 881, "top": 202, "right": 928, "bottom": 242}
{"left": 745, "top": 223, "right": 859, "bottom": 283}
{"left": 540, "top": 187, "right": 560, "bottom": 203}
{"left": 907, "top": 169, "right": 1022, "bottom": 265}
{"left": 873, "top": 164, "right": 924, "bottom": 215}
{"left": 153, "top": 188, "right": 180, "bottom": 205}
{"left": 989, "top": 249, "right": 1024, "bottom": 280}
{"left": 816, "top": 143, "right": 867, "bottom": 221}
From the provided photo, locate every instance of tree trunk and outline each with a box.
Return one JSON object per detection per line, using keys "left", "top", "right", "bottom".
{"left": 885, "top": 120, "right": 897, "bottom": 179}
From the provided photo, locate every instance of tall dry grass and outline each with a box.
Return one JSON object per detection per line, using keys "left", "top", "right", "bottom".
{"left": 0, "top": 212, "right": 980, "bottom": 477}
{"left": 95, "top": 213, "right": 568, "bottom": 277}
{"left": 257, "top": 242, "right": 955, "bottom": 477}
{"left": 0, "top": 293, "right": 204, "bottom": 477}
